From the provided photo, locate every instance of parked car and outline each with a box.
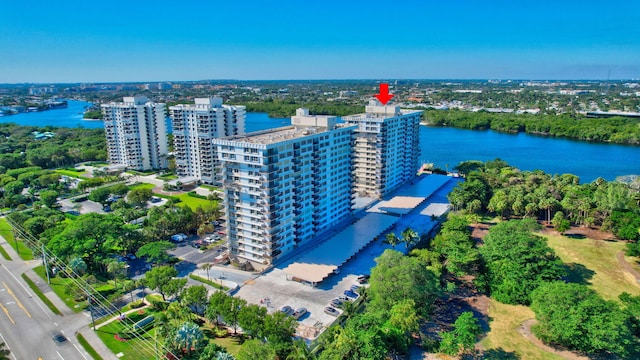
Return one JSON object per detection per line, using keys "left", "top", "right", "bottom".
{"left": 324, "top": 306, "right": 339, "bottom": 316}
{"left": 330, "top": 299, "right": 343, "bottom": 308}
{"left": 338, "top": 295, "right": 352, "bottom": 302}
{"left": 151, "top": 197, "right": 162, "bottom": 203}
{"left": 350, "top": 284, "right": 362, "bottom": 292}
{"left": 344, "top": 290, "right": 358, "bottom": 298}
{"left": 280, "top": 305, "right": 295, "bottom": 316}
{"left": 293, "top": 307, "right": 307, "bottom": 319}
{"left": 171, "top": 233, "right": 188, "bottom": 242}
{"left": 356, "top": 274, "right": 370, "bottom": 283}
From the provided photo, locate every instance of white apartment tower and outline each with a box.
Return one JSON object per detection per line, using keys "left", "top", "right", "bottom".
{"left": 170, "top": 98, "right": 246, "bottom": 185}
{"left": 101, "top": 96, "right": 168, "bottom": 171}
{"left": 213, "top": 109, "right": 355, "bottom": 265}
{"left": 344, "top": 102, "right": 422, "bottom": 198}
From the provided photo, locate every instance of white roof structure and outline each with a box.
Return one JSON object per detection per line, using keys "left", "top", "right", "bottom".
{"left": 283, "top": 213, "right": 397, "bottom": 284}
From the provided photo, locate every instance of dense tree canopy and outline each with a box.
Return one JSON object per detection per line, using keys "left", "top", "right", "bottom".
{"left": 531, "top": 282, "right": 636, "bottom": 357}
{"left": 480, "top": 219, "right": 565, "bottom": 305}
{"left": 369, "top": 249, "right": 440, "bottom": 316}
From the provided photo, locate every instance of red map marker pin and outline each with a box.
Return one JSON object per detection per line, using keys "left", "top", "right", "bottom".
{"left": 375, "top": 83, "right": 394, "bottom": 105}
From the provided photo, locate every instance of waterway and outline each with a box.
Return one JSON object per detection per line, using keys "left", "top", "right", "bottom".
{"left": 1, "top": 99, "right": 638, "bottom": 182}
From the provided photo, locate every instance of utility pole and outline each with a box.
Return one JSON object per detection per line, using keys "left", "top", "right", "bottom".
{"left": 42, "top": 243, "right": 51, "bottom": 285}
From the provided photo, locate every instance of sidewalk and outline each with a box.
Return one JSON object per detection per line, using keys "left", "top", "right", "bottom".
{"left": 0, "top": 228, "right": 118, "bottom": 360}
{"left": 22, "top": 270, "right": 119, "bottom": 360}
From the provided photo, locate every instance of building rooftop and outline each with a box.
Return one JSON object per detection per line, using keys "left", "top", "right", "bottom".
{"left": 343, "top": 105, "right": 423, "bottom": 121}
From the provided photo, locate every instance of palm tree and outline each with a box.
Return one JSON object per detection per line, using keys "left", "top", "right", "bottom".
{"left": 216, "top": 352, "right": 235, "bottom": 360}
{"left": 174, "top": 321, "right": 204, "bottom": 356}
{"left": 286, "top": 339, "right": 315, "bottom": 360}
{"left": 384, "top": 232, "right": 400, "bottom": 248}
{"left": 401, "top": 227, "right": 419, "bottom": 250}
{"left": 201, "top": 263, "right": 213, "bottom": 281}
{"left": 107, "top": 260, "right": 127, "bottom": 290}
{"left": 68, "top": 257, "right": 87, "bottom": 277}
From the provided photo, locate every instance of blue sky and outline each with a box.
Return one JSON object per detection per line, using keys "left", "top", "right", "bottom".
{"left": 2, "top": 0, "right": 639, "bottom": 82}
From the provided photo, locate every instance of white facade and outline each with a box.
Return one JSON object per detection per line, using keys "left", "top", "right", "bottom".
{"left": 344, "top": 103, "right": 422, "bottom": 198}
{"left": 213, "top": 109, "right": 355, "bottom": 265}
{"left": 170, "top": 98, "right": 246, "bottom": 185}
{"left": 101, "top": 96, "right": 168, "bottom": 171}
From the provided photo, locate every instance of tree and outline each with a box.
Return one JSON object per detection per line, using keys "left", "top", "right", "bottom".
{"left": 47, "top": 213, "right": 128, "bottom": 274}
{"left": 39, "top": 190, "right": 58, "bottom": 208}
{"left": 201, "top": 263, "right": 213, "bottom": 281}
{"left": 174, "top": 321, "right": 205, "bottom": 356}
{"left": 88, "top": 186, "right": 111, "bottom": 204}
{"left": 198, "top": 342, "right": 233, "bottom": 360}
{"left": 0, "top": 342, "right": 10, "bottom": 360}
{"left": 206, "top": 291, "right": 229, "bottom": 326}
{"left": 181, "top": 285, "right": 208, "bottom": 315}
{"left": 438, "top": 312, "right": 481, "bottom": 356}
{"left": 107, "top": 260, "right": 127, "bottom": 290}
{"left": 68, "top": 257, "right": 87, "bottom": 276}
{"left": 400, "top": 227, "right": 419, "bottom": 250}
{"left": 383, "top": 232, "right": 400, "bottom": 248}
{"left": 238, "top": 304, "right": 267, "bottom": 338}
{"left": 128, "top": 187, "right": 153, "bottom": 206}
{"left": 144, "top": 266, "right": 178, "bottom": 301}
{"left": 236, "top": 339, "right": 276, "bottom": 360}
{"left": 369, "top": 249, "right": 440, "bottom": 316}
{"left": 165, "top": 278, "right": 188, "bottom": 302}
{"left": 552, "top": 211, "right": 570, "bottom": 234}
{"left": 388, "top": 299, "right": 419, "bottom": 336}
{"left": 531, "top": 282, "right": 634, "bottom": 357}
{"left": 136, "top": 241, "right": 175, "bottom": 264}
{"left": 480, "top": 219, "right": 565, "bottom": 305}
{"left": 263, "top": 311, "right": 297, "bottom": 358}
{"left": 220, "top": 296, "right": 247, "bottom": 335}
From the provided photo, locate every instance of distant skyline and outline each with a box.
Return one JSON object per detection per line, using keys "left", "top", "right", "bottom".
{"left": 2, "top": 0, "right": 639, "bottom": 83}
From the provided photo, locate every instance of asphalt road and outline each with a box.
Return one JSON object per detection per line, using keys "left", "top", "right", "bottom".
{"left": 0, "top": 261, "right": 90, "bottom": 360}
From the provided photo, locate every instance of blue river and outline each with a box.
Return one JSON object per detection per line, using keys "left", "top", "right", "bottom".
{"left": 2, "top": 100, "right": 638, "bottom": 182}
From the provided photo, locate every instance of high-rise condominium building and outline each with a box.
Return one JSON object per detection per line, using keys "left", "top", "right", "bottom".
{"left": 170, "top": 98, "right": 246, "bottom": 185}
{"left": 344, "top": 103, "right": 422, "bottom": 198}
{"left": 101, "top": 96, "right": 168, "bottom": 171}
{"left": 213, "top": 109, "right": 356, "bottom": 265}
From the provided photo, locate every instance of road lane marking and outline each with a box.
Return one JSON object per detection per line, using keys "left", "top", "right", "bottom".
{"left": 73, "top": 343, "right": 89, "bottom": 360}
{"left": 0, "top": 264, "right": 52, "bottom": 320}
{"left": 57, "top": 350, "right": 65, "bottom": 360}
{"left": 3, "top": 282, "right": 31, "bottom": 318}
{"left": 0, "top": 302, "right": 15, "bottom": 325}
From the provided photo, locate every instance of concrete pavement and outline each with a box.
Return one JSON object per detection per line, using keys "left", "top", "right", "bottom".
{"left": 0, "top": 228, "right": 118, "bottom": 360}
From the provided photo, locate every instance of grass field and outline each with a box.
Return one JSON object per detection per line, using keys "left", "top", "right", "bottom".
{"left": 0, "top": 217, "right": 33, "bottom": 260}
{"left": 55, "top": 169, "right": 89, "bottom": 179}
{"left": 481, "top": 301, "right": 564, "bottom": 360}
{"left": 481, "top": 231, "right": 640, "bottom": 358}
{"left": 95, "top": 310, "right": 157, "bottom": 360}
{"left": 174, "top": 193, "right": 217, "bottom": 210}
{"left": 543, "top": 233, "right": 640, "bottom": 301}
{"left": 33, "top": 265, "right": 88, "bottom": 312}
{"left": 212, "top": 336, "right": 243, "bottom": 356}
{"left": 128, "top": 182, "right": 155, "bottom": 191}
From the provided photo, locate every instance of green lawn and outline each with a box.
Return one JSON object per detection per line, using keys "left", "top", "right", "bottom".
{"left": 543, "top": 233, "right": 640, "bottom": 301}
{"left": 33, "top": 265, "right": 88, "bottom": 312}
{"left": 128, "top": 182, "right": 155, "bottom": 191}
{"left": 212, "top": 335, "right": 243, "bottom": 356}
{"left": 481, "top": 300, "right": 563, "bottom": 360}
{"left": 55, "top": 169, "right": 89, "bottom": 179}
{"left": 174, "top": 193, "right": 217, "bottom": 210}
{"left": 0, "top": 217, "right": 33, "bottom": 260}
{"left": 76, "top": 332, "right": 105, "bottom": 360}
{"left": 95, "top": 309, "right": 157, "bottom": 360}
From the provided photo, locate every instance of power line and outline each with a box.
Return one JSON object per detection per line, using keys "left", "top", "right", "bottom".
{"left": 5, "top": 216, "right": 178, "bottom": 359}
